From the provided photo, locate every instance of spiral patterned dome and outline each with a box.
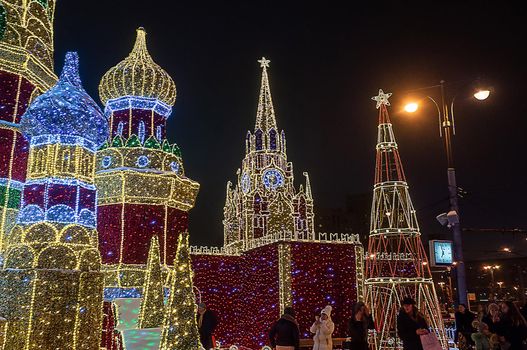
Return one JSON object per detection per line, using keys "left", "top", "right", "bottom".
{"left": 20, "top": 52, "right": 108, "bottom": 147}
{"left": 99, "top": 27, "right": 177, "bottom": 106}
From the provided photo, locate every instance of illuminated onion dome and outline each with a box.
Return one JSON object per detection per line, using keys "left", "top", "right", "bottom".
{"left": 99, "top": 27, "right": 177, "bottom": 106}
{"left": 20, "top": 52, "right": 108, "bottom": 147}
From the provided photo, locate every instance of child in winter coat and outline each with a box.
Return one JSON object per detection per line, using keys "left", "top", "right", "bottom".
{"left": 471, "top": 321, "right": 491, "bottom": 350}
{"left": 310, "top": 305, "right": 335, "bottom": 350}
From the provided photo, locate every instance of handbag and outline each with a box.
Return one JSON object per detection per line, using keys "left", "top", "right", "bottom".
{"left": 342, "top": 340, "right": 353, "bottom": 350}
{"left": 420, "top": 332, "right": 443, "bottom": 350}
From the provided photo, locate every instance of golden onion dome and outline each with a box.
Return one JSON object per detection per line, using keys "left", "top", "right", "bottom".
{"left": 99, "top": 27, "right": 177, "bottom": 106}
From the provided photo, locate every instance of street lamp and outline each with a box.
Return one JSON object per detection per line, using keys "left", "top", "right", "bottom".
{"left": 403, "top": 80, "right": 490, "bottom": 306}
{"left": 483, "top": 265, "right": 500, "bottom": 300}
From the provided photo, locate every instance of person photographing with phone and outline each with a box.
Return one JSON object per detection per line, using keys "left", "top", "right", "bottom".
{"left": 310, "top": 305, "right": 335, "bottom": 350}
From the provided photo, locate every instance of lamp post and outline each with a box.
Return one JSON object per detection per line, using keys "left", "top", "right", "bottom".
{"left": 404, "top": 80, "right": 490, "bottom": 306}
{"left": 483, "top": 265, "right": 500, "bottom": 301}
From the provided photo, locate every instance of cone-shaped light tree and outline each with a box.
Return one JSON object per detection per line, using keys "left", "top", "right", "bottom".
{"left": 160, "top": 232, "right": 202, "bottom": 350}
{"left": 138, "top": 236, "right": 164, "bottom": 328}
{"left": 365, "top": 90, "right": 447, "bottom": 350}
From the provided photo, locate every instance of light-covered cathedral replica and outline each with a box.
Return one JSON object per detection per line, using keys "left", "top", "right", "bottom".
{"left": 0, "top": 1, "right": 446, "bottom": 350}
{"left": 95, "top": 27, "right": 199, "bottom": 290}
{"left": 223, "top": 58, "right": 314, "bottom": 252}
{"left": 0, "top": 50, "right": 107, "bottom": 349}
{"left": 190, "top": 59, "right": 363, "bottom": 349}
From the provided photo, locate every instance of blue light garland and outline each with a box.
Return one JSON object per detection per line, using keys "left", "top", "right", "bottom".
{"left": 20, "top": 52, "right": 108, "bottom": 148}
{"left": 104, "top": 96, "right": 172, "bottom": 118}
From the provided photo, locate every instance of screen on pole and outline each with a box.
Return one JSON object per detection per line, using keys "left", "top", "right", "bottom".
{"left": 429, "top": 240, "right": 454, "bottom": 266}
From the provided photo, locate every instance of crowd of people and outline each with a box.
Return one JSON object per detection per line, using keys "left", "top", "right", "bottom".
{"left": 198, "top": 298, "right": 527, "bottom": 350}
{"left": 268, "top": 303, "right": 374, "bottom": 350}
{"left": 455, "top": 301, "right": 527, "bottom": 350}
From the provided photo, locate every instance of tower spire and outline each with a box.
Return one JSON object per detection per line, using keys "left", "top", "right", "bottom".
{"left": 365, "top": 89, "right": 448, "bottom": 350}
{"left": 255, "top": 57, "right": 277, "bottom": 132}
{"left": 372, "top": 89, "right": 406, "bottom": 184}
{"left": 303, "top": 172, "right": 313, "bottom": 199}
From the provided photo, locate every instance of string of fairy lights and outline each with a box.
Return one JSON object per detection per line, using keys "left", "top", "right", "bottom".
{"left": 138, "top": 236, "right": 165, "bottom": 329}
{"left": 160, "top": 232, "right": 201, "bottom": 350}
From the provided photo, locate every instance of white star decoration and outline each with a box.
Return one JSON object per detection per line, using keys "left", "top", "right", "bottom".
{"left": 258, "top": 57, "right": 270, "bottom": 68}
{"left": 372, "top": 89, "right": 392, "bottom": 109}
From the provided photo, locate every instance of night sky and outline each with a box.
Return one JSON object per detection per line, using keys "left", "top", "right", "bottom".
{"left": 54, "top": 1, "right": 525, "bottom": 255}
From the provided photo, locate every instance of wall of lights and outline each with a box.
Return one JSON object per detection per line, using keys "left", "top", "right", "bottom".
{"left": 365, "top": 92, "right": 447, "bottom": 350}
{"left": 223, "top": 58, "right": 315, "bottom": 255}
{"left": 290, "top": 242, "right": 359, "bottom": 339}
{"left": 190, "top": 240, "right": 362, "bottom": 349}
{"left": 191, "top": 253, "right": 242, "bottom": 345}
{"left": 95, "top": 28, "right": 199, "bottom": 290}
{"left": 0, "top": 52, "right": 106, "bottom": 350}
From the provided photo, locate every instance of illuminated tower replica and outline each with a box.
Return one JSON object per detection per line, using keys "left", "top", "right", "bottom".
{"left": 0, "top": 0, "right": 57, "bottom": 249}
{"left": 96, "top": 28, "right": 199, "bottom": 290}
{"left": 365, "top": 90, "right": 447, "bottom": 350}
{"left": 0, "top": 52, "right": 107, "bottom": 350}
{"left": 191, "top": 59, "right": 363, "bottom": 349}
{"left": 223, "top": 57, "right": 314, "bottom": 251}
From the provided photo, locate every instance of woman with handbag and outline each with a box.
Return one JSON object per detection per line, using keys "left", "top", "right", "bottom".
{"left": 347, "top": 302, "right": 374, "bottom": 350}
{"left": 396, "top": 297, "right": 429, "bottom": 350}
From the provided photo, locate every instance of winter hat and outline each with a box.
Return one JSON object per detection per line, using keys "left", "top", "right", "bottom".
{"left": 321, "top": 305, "right": 332, "bottom": 317}
{"left": 402, "top": 297, "right": 416, "bottom": 305}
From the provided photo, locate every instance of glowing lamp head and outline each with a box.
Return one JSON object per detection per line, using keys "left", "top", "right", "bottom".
{"left": 473, "top": 89, "right": 490, "bottom": 101}
{"left": 404, "top": 102, "right": 419, "bottom": 113}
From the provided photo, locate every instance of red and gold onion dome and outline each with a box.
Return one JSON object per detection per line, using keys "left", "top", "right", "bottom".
{"left": 99, "top": 27, "right": 176, "bottom": 108}
{"left": 95, "top": 28, "right": 199, "bottom": 296}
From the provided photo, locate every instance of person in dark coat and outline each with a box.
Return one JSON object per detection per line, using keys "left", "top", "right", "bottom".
{"left": 455, "top": 304, "right": 476, "bottom": 346}
{"left": 481, "top": 303, "right": 502, "bottom": 335}
{"left": 347, "top": 302, "right": 374, "bottom": 350}
{"left": 497, "top": 301, "right": 527, "bottom": 350}
{"left": 269, "top": 306, "right": 300, "bottom": 350}
{"left": 197, "top": 303, "right": 218, "bottom": 350}
{"left": 397, "top": 297, "right": 429, "bottom": 350}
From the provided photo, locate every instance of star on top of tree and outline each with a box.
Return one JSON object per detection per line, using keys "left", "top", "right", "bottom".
{"left": 258, "top": 57, "right": 270, "bottom": 68}
{"left": 372, "top": 89, "right": 392, "bottom": 109}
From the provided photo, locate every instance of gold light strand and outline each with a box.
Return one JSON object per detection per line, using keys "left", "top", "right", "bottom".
{"left": 99, "top": 28, "right": 176, "bottom": 106}
{"left": 138, "top": 236, "right": 164, "bottom": 328}
{"left": 160, "top": 232, "right": 201, "bottom": 350}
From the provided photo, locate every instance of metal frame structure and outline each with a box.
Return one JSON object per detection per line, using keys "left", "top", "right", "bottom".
{"left": 365, "top": 91, "right": 447, "bottom": 350}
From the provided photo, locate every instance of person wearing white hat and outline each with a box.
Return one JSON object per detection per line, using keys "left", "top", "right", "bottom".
{"left": 309, "top": 305, "right": 335, "bottom": 350}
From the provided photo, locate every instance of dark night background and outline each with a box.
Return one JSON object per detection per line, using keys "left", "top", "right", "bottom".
{"left": 54, "top": 1, "right": 526, "bottom": 258}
